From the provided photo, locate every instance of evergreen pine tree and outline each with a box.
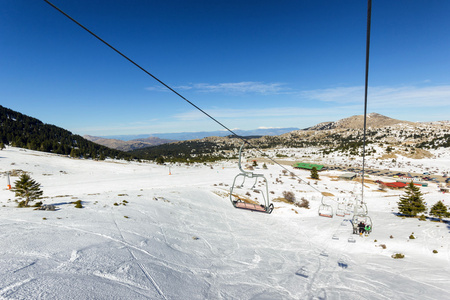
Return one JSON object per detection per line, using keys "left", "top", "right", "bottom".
{"left": 398, "top": 182, "right": 426, "bottom": 217}
{"left": 310, "top": 167, "right": 319, "bottom": 180}
{"left": 12, "top": 174, "right": 43, "bottom": 207}
{"left": 70, "top": 148, "right": 78, "bottom": 158}
{"left": 429, "top": 200, "right": 450, "bottom": 222}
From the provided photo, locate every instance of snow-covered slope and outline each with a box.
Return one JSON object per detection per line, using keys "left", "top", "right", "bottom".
{"left": 1, "top": 147, "right": 449, "bottom": 299}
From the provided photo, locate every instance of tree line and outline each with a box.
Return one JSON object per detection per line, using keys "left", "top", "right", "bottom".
{"left": 0, "top": 105, "right": 136, "bottom": 161}
{"left": 129, "top": 140, "right": 228, "bottom": 163}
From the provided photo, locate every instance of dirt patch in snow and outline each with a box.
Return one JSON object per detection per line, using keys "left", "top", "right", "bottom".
{"left": 321, "top": 192, "right": 335, "bottom": 197}
{"left": 380, "top": 149, "right": 433, "bottom": 160}
{"left": 272, "top": 197, "right": 291, "bottom": 204}
{"left": 379, "top": 153, "right": 398, "bottom": 160}
{"left": 402, "top": 148, "right": 434, "bottom": 159}
{"left": 353, "top": 178, "right": 376, "bottom": 185}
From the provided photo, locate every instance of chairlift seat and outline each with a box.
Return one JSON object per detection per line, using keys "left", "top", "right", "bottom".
{"left": 336, "top": 210, "right": 345, "bottom": 217}
{"left": 319, "top": 211, "right": 333, "bottom": 218}
{"left": 319, "top": 204, "right": 333, "bottom": 218}
{"left": 234, "top": 200, "right": 267, "bottom": 213}
{"left": 336, "top": 202, "right": 346, "bottom": 217}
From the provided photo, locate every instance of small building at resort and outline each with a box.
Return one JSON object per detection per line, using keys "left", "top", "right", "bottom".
{"left": 339, "top": 173, "right": 357, "bottom": 180}
{"left": 378, "top": 180, "right": 426, "bottom": 189}
{"left": 292, "top": 163, "right": 325, "bottom": 171}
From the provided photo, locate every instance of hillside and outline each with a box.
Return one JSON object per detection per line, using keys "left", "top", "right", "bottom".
{"left": 0, "top": 105, "right": 135, "bottom": 161}
{"left": 129, "top": 113, "right": 450, "bottom": 162}
{"left": 2, "top": 106, "right": 448, "bottom": 164}
{"left": 1, "top": 147, "right": 449, "bottom": 299}
{"left": 129, "top": 138, "right": 236, "bottom": 163}
{"left": 304, "top": 112, "right": 413, "bottom": 130}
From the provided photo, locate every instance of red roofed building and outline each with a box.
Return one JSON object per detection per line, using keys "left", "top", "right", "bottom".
{"left": 381, "top": 182, "right": 408, "bottom": 189}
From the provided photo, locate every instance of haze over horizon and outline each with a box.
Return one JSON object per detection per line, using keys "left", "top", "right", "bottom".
{"left": 2, "top": 0, "right": 449, "bottom": 136}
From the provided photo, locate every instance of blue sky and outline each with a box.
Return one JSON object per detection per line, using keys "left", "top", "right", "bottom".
{"left": 1, "top": 0, "right": 449, "bottom": 136}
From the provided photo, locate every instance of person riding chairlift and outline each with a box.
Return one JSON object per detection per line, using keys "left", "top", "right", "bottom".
{"left": 364, "top": 224, "right": 371, "bottom": 235}
{"left": 358, "top": 221, "right": 365, "bottom": 235}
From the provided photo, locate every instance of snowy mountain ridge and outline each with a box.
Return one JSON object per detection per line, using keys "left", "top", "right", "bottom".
{"left": 126, "top": 113, "right": 449, "bottom": 163}
{"left": 303, "top": 113, "right": 413, "bottom": 130}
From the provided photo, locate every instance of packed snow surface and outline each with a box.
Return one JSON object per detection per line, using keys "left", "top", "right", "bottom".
{"left": 1, "top": 147, "right": 449, "bottom": 299}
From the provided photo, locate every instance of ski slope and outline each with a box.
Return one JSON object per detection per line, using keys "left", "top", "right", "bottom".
{"left": 1, "top": 147, "right": 449, "bottom": 299}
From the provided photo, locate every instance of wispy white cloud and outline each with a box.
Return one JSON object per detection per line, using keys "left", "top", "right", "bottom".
{"left": 300, "top": 86, "right": 363, "bottom": 103}
{"left": 189, "top": 82, "right": 289, "bottom": 94}
{"left": 147, "top": 81, "right": 290, "bottom": 95}
{"left": 145, "top": 86, "right": 170, "bottom": 92}
{"left": 370, "top": 85, "right": 450, "bottom": 107}
{"left": 301, "top": 85, "right": 450, "bottom": 107}
{"left": 170, "top": 84, "right": 450, "bottom": 128}
{"left": 147, "top": 82, "right": 450, "bottom": 109}
{"left": 173, "top": 106, "right": 359, "bottom": 121}
{"left": 81, "top": 83, "right": 450, "bottom": 136}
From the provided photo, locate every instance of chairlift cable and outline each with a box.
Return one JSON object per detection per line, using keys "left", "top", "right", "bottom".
{"left": 42, "top": 0, "right": 242, "bottom": 144}
{"left": 349, "top": 0, "right": 373, "bottom": 235}
{"left": 361, "top": 0, "right": 372, "bottom": 203}
{"left": 42, "top": 0, "right": 331, "bottom": 201}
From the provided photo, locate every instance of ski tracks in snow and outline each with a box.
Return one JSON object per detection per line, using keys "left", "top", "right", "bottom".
{"left": 111, "top": 213, "right": 168, "bottom": 300}
{"left": 3, "top": 216, "right": 172, "bottom": 299}
{"left": 297, "top": 217, "right": 359, "bottom": 300}
{"left": 0, "top": 278, "right": 35, "bottom": 299}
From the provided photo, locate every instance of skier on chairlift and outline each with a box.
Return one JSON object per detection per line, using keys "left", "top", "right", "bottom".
{"left": 358, "top": 221, "right": 365, "bottom": 235}
{"left": 365, "top": 224, "right": 371, "bottom": 235}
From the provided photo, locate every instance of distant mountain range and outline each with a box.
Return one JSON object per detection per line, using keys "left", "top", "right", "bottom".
{"left": 84, "top": 128, "right": 299, "bottom": 151}
{"left": 98, "top": 128, "right": 300, "bottom": 141}
{"left": 86, "top": 114, "right": 423, "bottom": 152}
{"left": 128, "top": 113, "right": 450, "bottom": 162}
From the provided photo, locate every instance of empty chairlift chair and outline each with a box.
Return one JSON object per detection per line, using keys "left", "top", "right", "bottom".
{"left": 229, "top": 143, "right": 274, "bottom": 214}
{"left": 345, "top": 201, "right": 353, "bottom": 216}
{"left": 318, "top": 196, "right": 333, "bottom": 218}
{"left": 335, "top": 200, "right": 346, "bottom": 217}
